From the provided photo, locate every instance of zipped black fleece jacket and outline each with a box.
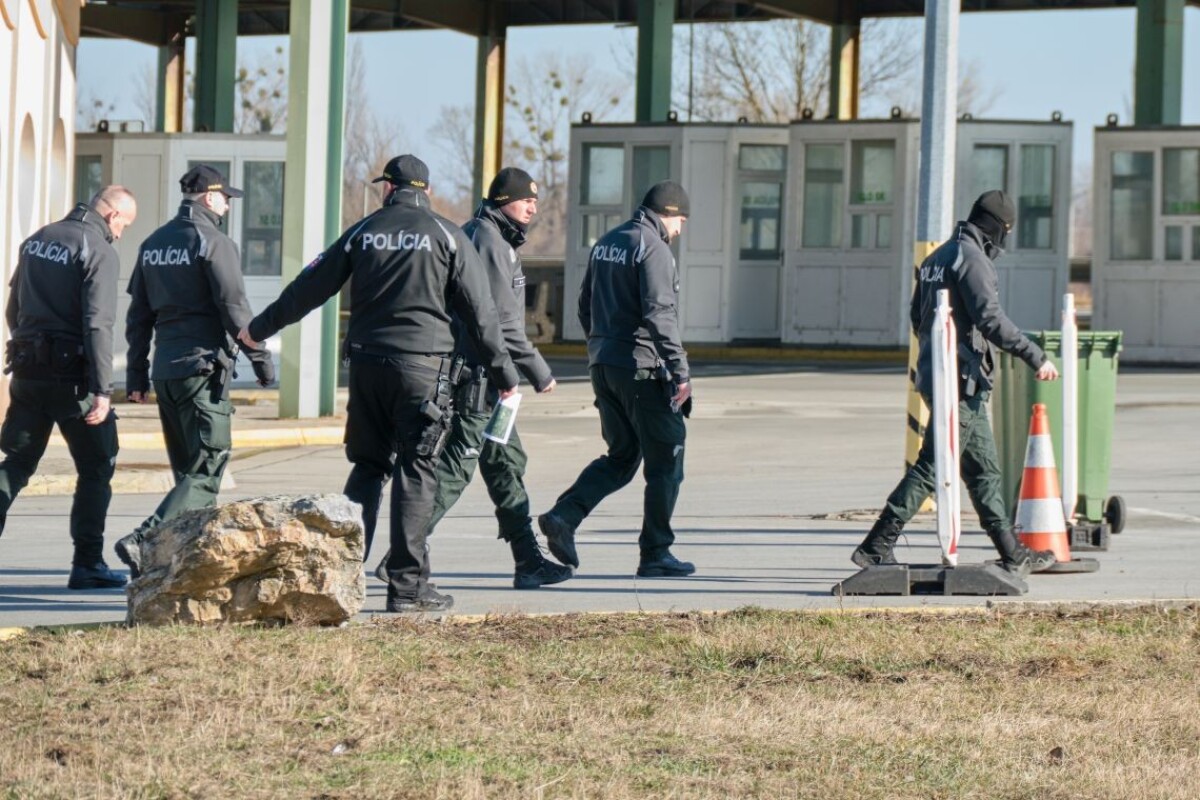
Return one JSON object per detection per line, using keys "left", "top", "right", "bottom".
{"left": 578, "top": 207, "right": 690, "bottom": 383}
{"left": 247, "top": 189, "right": 518, "bottom": 391}
{"left": 8, "top": 204, "right": 119, "bottom": 395}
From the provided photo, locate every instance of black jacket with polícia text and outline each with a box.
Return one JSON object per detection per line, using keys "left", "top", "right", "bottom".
{"left": 126, "top": 200, "right": 271, "bottom": 392}
{"left": 247, "top": 189, "right": 519, "bottom": 391}
{"left": 578, "top": 207, "right": 690, "bottom": 383}
{"left": 7, "top": 204, "right": 120, "bottom": 395}
{"left": 454, "top": 201, "right": 554, "bottom": 391}
{"left": 913, "top": 221, "right": 1046, "bottom": 399}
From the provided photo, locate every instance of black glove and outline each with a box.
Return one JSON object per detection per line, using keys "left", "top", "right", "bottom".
{"left": 252, "top": 358, "right": 276, "bottom": 387}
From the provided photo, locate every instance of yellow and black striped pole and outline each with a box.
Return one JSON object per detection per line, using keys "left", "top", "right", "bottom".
{"left": 907, "top": 243, "right": 938, "bottom": 511}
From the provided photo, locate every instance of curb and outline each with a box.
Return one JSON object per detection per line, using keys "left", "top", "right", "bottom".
{"left": 23, "top": 467, "right": 238, "bottom": 498}
{"left": 48, "top": 425, "right": 345, "bottom": 452}
{"left": 537, "top": 342, "right": 908, "bottom": 364}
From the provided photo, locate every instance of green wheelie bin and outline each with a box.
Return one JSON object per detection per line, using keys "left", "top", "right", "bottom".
{"left": 992, "top": 331, "right": 1124, "bottom": 551}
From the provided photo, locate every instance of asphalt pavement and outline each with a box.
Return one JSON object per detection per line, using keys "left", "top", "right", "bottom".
{"left": 1, "top": 358, "right": 1197, "bottom": 630}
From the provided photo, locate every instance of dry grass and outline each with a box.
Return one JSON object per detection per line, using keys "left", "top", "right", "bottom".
{"left": 2, "top": 606, "right": 1198, "bottom": 799}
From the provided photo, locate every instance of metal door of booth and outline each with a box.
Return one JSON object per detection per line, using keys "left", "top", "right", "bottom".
{"left": 1093, "top": 126, "right": 1200, "bottom": 363}
{"left": 729, "top": 133, "right": 788, "bottom": 339}
{"left": 954, "top": 119, "right": 1072, "bottom": 331}
{"left": 783, "top": 120, "right": 919, "bottom": 346}
{"left": 564, "top": 124, "right": 681, "bottom": 343}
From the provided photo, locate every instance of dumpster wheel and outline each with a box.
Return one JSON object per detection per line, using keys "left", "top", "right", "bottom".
{"left": 1105, "top": 495, "right": 1126, "bottom": 534}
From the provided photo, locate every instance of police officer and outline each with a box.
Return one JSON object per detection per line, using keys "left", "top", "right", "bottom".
{"left": 0, "top": 186, "right": 137, "bottom": 589}
{"left": 852, "top": 190, "right": 1058, "bottom": 575}
{"left": 371, "top": 167, "right": 571, "bottom": 590}
{"left": 238, "top": 155, "right": 518, "bottom": 612}
{"left": 538, "top": 181, "right": 694, "bottom": 577}
{"left": 116, "top": 165, "right": 275, "bottom": 578}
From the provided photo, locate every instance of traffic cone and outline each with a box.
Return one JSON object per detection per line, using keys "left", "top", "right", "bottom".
{"left": 1014, "top": 404, "right": 1098, "bottom": 574}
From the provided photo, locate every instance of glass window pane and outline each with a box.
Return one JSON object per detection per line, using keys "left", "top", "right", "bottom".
{"left": 850, "top": 214, "right": 869, "bottom": 248}
{"left": 739, "top": 145, "right": 786, "bottom": 172}
{"left": 850, "top": 141, "right": 894, "bottom": 205}
{"left": 876, "top": 214, "right": 892, "bottom": 249}
{"left": 582, "top": 145, "right": 624, "bottom": 206}
{"left": 739, "top": 181, "right": 782, "bottom": 259}
{"left": 74, "top": 156, "right": 103, "bottom": 205}
{"left": 632, "top": 146, "right": 671, "bottom": 210}
{"left": 1164, "top": 226, "right": 1183, "bottom": 261}
{"left": 971, "top": 145, "right": 1009, "bottom": 201}
{"left": 1110, "top": 151, "right": 1154, "bottom": 261}
{"left": 1193, "top": 227, "right": 1200, "bottom": 261}
{"left": 1162, "top": 149, "right": 1200, "bottom": 216}
{"left": 802, "top": 144, "right": 843, "bottom": 248}
{"left": 241, "top": 161, "right": 284, "bottom": 276}
{"left": 1018, "top": 144, "right": 1055, "bottom": 250}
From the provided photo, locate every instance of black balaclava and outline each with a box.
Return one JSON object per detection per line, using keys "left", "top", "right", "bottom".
{"left": 967, "top": 189, "right": 1016, "bottom": 259}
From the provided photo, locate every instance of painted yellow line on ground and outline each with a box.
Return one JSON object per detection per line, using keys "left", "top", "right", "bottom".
{"left": 48, "top": 426, "right": 345, "bottom": 451}
{"left": 538, "top": 342, "right": 907, "bottom": 363}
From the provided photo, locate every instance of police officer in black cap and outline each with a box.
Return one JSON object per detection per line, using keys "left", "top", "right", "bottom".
{"left": 538, "top": 180, "right": 695, "bottom": 578}
{"left": 0, "top": 185, "right": 137, "bottom": 589}
{"left": 238, "top": 154, "right": 518, "bottom": 612}
{"left": 116, "top": 164, "right": 275, "bottom": 577}
{"left": 852, "top": 190, "right": 1059, "bottom": 575}
{"left": 371, "top": 166, "right": 572, "bottom": 591}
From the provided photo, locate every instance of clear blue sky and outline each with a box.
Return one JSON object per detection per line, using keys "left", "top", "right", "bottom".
{"left": 76, "top": 8, "right": 1200, "bottom": 185}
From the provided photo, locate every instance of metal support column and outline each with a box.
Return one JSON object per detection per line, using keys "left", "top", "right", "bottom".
{"left": 635, "top": 0, "right": 673, "bottom": 122}
{"left": 279, "top": 0, "right": 333, "bottom": 419}
{"left": 1134, "top": 0, "right": 1185, "bottom": 125}
{"left": 194, "top": 0, "right": 237, "bottom": 132}
{"left": 906, "top": 0, "right": 959, "bottom": 493}
{"left": 829, "top": 21, "right": 860, "bottom": 120}
{"left": 319, "top": 0, "right": 349, "bottom": 417}
{"left": 155, "top": 31, "right": 186, "bottom": 132}
{"left": 472, "top": 10, "right": 506, "bottom": 203}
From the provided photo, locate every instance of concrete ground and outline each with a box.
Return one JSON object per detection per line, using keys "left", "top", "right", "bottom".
{"left": 1, "top": 358, "right": 1197, "bottom": 629}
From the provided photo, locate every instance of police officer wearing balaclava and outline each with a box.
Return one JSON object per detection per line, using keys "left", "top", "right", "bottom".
{"left": 372, "top": 167, "right": 572, "bottom": 591}
{"left": 852, "top": 190, "right": 1060, "bottom": 575}
{"left": 239, "top": 155, "right": 518, "bottom": 612}
{"left": 538, "top": 181, "right": 695, "bottom": 578}
{"left": 116, "top": 165, "right": 275, "bottom": 578}
{"left": 0, "top": 185, "right": 137, "bottom": 589}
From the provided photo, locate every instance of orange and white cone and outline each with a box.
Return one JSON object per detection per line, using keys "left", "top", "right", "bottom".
{"left": 1015, "top": 404, "right": 1098, "bottom": 574}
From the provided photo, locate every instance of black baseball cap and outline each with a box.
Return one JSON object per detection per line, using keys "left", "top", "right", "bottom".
{"left": 488, "top": 167, "right": 538, "bottom": 204}
{"left": 180, "top": 164, "right": 243, "bottom": 198}
{"left": 372, "top": 154, "right": 430, "bottom": 189}
{"left": 642, "top": 181, "right": 690, "bottom": 218}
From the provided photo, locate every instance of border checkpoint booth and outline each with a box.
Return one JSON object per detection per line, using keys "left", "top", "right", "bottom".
{"left": 564, "top": 117, "right": 1073, "bottom": 348}
{"left": 74, "top": 132, "right": 288, "bottom": 386}
{"left": 1092, "top": 125, "right": 1200, "bottom": 363}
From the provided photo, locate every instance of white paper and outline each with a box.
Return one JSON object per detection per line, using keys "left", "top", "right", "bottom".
{"left": 482, "top": 392, "right": 522, "bottom": 445}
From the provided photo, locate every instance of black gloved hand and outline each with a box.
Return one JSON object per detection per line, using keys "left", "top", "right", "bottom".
{"left": 252, "top": 358, "right": 276, "bottom": 387}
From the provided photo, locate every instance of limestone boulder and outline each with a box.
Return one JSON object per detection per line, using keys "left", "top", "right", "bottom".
{"left": 127, "top": 494, "right": 366, "bottom": 626}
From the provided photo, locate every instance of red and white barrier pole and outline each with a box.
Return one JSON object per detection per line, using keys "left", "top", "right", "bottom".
{"left": 932, "top": 289, "right": 961, "bottom": 566}
{"left": 1061, "top": 293, "right": 1078, "bottom": 523}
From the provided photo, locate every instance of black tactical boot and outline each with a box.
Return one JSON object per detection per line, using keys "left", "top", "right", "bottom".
{"left": 851, "top": 515, "right": 904, "bottom": 568}
{"left": 114, "top": 533, "right": 143, "bottom": 579}
{"left": 537, "top": 512, "right": 579, "bottom": 569}
{"left": 510, "top": 532, "right": 573, "bottom": 590}
{"left": 386, "top": 583, "right": 454, "bottom": 613}
{"left": 988, "top": 527, "right": 1056, "bottom": 577}
{"left": 67, "top": 561, "right": 127, "bottom": 590}
{"left": 373, "top": 550, "right": 390, "bottom": 584}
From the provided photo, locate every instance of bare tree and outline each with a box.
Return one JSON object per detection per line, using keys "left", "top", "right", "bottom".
{"left": 341, "top": 40, "right": 407, "bottom": 228}
{"left": 235, "top": 45, "right": 288, "bottom": 134}
{"left": 75, "top": 89, "right": 116, "bottom": 132}
{"left": 426, "top": 104, "right": 476, "bottom": 223}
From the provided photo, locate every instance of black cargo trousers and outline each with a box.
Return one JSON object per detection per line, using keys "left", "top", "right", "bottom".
{"left": 342, "top": 354, "right": 446, "bottom": 603}
{"left": 546, "top": 364, "right": 686, "bottom": 560}
{"left": 0, "top": 375, "right": 118, "bottom": 565}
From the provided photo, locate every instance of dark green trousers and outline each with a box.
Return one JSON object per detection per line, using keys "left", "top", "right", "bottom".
{"left": 431, "top": 407, "right": 532, "bottom": 541}
{"left": 548, "top": 364, "right": 686, "bottom": 559}
{"left": 884, "top": 390, "right": 1009, "bottom": 533}
{"left": 0, "top": 378, "right": 118, "bottom": 565}
{"left": 134, "top": 373, "right": 232, "bottom": 535}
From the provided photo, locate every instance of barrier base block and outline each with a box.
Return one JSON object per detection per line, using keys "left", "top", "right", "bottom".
{"left": 831, "top": 563, "right": 1028, "bottom": 597}
{"left": 1036, "top": 557, "right": 1101, "bottom": 574}
{"left": 1068, "top": 521, "right": 1110, "bottom": 552}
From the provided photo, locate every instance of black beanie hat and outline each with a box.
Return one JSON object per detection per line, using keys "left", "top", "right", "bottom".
{"left": 642, "top": 181, "right": 690, "bottom": 218}
{"left": 968, "top": 190, "right": 1015, "bottom": 242}
{"left": 488, "top": 167, "right": 538, "bottom": 204}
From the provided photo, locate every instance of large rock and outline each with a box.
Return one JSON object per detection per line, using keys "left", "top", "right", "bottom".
{"left": 127, "top": 494, "right": 366, "bottom": 626}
